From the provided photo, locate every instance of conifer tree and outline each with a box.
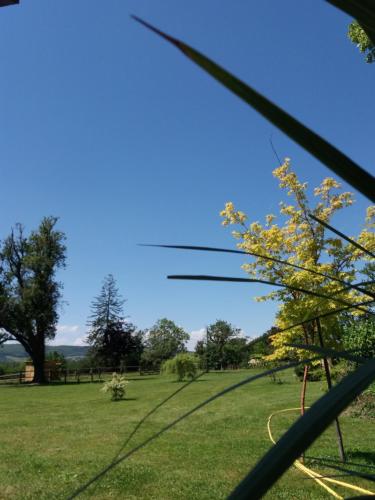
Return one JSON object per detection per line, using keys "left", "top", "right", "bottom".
{"left": 87, "top": 275, "right": 143, "bottom": 367}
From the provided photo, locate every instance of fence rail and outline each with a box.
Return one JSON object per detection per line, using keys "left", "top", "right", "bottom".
{"left": 0, "top": 371, "right": 23, "bottom": 384}
{"left": 0, "top": 366, "right": 160, "bottom": 385}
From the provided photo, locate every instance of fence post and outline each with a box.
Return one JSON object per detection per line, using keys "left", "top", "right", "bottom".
{"left": 90, "top": 368, "right": 93, "bottom": 382}
{"left": 19, "top": 371, "right": 22, "bottom": 384}
{"left": 64, "top": 369, "right": 67, "bottom": 384}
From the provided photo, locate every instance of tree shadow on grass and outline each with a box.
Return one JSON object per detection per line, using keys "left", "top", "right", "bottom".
{"left": 307, "top": 454, "right": 375, "bottom": 471}
{"left": 126, "top": 376, "right": 158, "bottom": 381}
{"left": 111, "top": 397, "right": 137, "bottom": 402}
{"left": 168, "top": 379, "right": 208, "bottom": 383}
{"left": 347, "top": 450, "right": 375, "bottom": 466}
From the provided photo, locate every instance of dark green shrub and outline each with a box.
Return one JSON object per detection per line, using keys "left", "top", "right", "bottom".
{"left": 342, "top": 317, "right": 375, "bottom": 360}
{"left": 294, "top": 364, "right": 324, "bottom": 382}
{"left": 345, "top": 390, "right": 375, "bottom": 420}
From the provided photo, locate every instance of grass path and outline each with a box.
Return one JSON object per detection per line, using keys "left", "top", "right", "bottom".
{"left": 0, "top": 370, "right": 374, "bottom": 499}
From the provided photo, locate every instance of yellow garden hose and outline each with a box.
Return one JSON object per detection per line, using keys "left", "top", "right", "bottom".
{"left": 267, "top": 408, "right": 375, "bottom": 498}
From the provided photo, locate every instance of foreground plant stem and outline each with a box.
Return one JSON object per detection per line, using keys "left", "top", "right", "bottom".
{"left": 316, "top": 318, "right": 346, "bottom": 463}
{"left": 300, "top": 325, "right": 310, "bottom": 464}
{"left": 300, "top": 325, "right": 310, "bottom": 417}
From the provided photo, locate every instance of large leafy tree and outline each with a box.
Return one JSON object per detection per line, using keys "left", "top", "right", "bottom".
{"left": 205, "top": 320, "right": 242, "bottom": 370}
{"left": 86, "top": 275, "right": 143, "bottom": 367}
{"left": 142, "top": 318, "right": 189, "bottom": 367}
{"left": 0, "top": 217, "right": 66, "bottom": 383}
{"left": 221, "top": 160, "right": 374, "bottom": 460}
{"left": 220, "top": 159, "right": 374, "bottom": 363}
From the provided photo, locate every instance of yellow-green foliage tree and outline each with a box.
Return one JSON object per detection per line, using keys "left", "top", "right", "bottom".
{"left": 220, "top": 159, "right": 374, "bottom": 364}
{"left": 348, "top": 21, "right": 375, "bottom": 63}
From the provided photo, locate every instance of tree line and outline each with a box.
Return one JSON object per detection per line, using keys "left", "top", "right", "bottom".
{"left": 0, "top": 223, "right": 254, "bottom": 382}
{"left": 1, "top": 163, "right": 373, "bottom": 382}
{"left": 85, "top": 274, "right": 254, "bottom": 371}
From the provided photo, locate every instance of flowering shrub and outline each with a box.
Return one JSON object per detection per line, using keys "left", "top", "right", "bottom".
{"left": 101, "top": 372, "right": 128, "bottom": 401}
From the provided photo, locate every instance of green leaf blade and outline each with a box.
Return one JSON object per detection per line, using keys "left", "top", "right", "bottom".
{"left": 133, "top": 16, "right": 375, "bottom": 202}
{"left": 228, "top": 359, "right": 375, "bottom": 499}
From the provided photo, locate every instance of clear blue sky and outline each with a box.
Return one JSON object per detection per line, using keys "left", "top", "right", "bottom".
{"left": 1, "top": 1, "right": 373, "bottom": 348}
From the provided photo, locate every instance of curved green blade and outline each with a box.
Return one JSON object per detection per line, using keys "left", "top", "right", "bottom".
{"left": 167, "top": 274, "right": 374, "bottom": 315}
{"left": 327, "top": 0, "right": 375, "bottom": 45}
{"left": 132, "top": 15, "right": 375, "bottom": 202}
{"left": 228, "top": 359, "right": 375, "bottom": 499}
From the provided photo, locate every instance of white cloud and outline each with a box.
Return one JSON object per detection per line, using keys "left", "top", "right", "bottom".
{"left": 56, "top": 324, "right": 80, "bottom": 334}
{"left": 238, "top": 329, "right": 249, "bottom": 339}
{"left": 48, "top": 324, "right": 87, "bottom": 346}
{"left": 73, "top": 336, "right": 88, "bottom": 346}
{"left": 186, "top": 328, "right": 206, "bottom": 351}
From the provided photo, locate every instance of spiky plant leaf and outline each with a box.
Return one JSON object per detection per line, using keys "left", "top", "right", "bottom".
{"left": 228, "top": 359, "right": 375, "bottom": 499}
{"left": 132, "top": 16, "right": 375, "bottom": 201}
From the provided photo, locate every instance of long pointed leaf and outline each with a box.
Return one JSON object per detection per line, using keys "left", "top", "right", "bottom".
{"left": 260, "top": 298, "right": 374, "bottom": 341}
{"left": 286, "top": 343, "right": 365, "bottom": 364}
{"left": 327, "top": 0, "right": 375, "bottom": 45}
{"left": 0, "top": 0, "right": 19, "bottom": 7}
{"left": 132, "top": 16, "right": 375, "bottom": 202}
{"left": 168, "top": 274, "right": 375, "bottom": 315}
{"left": 141, "top": 243, "right": 374, "bottom": 298}
{"left": 228, "top": 359, "right": 375, "bottom": 499}
{"left": 309, "top": 214, "right": 375, "bottom": 259}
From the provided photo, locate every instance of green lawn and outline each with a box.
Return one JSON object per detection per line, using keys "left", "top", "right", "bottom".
{"left": 0, "top": 370, "right": 374, "bottom": 499}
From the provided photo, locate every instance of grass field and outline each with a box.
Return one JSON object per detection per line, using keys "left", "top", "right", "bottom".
{"left": 0, "top": 369, "right": 374, "bottom": 499}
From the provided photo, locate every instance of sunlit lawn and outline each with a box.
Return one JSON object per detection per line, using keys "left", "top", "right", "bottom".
{"left": 0, "top": 370, "right": 374, "bottom": 499}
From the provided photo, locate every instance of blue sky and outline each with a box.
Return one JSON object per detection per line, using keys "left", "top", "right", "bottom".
{"left": 1, "top": 1, "right": 373, "bottom": 349}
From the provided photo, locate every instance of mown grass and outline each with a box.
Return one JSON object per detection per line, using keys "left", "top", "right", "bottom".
{"left": 0, "top": 369, "right": 374, "bottom": 499}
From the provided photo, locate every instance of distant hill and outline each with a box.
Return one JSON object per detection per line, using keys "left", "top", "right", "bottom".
{"left": 0, "top": 343, "right": 89, "bottom": 363}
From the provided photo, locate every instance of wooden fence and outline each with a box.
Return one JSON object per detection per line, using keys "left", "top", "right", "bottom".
{"left": 0, "top": 365, "right": 160, "bottom": 385}
{"left": 0, "top": 372, "right": 24, "bottom": 385}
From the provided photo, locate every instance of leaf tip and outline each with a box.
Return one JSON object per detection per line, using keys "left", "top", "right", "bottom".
{"left": 131, "top": 14, "right": 180, "bottom": 47}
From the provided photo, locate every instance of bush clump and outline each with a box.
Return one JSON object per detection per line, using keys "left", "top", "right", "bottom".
{"left": 101, "top": 372, "right": 128, "bottom": 401}
{"left": 345, "top": 390, "right": 375, "bottom": 420}
{"left": 162, "top": 353, "right": 198, "bottom": 381}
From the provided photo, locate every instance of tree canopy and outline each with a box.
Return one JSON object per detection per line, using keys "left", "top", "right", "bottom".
{"left": 142, "top": 318, "right": 189, "bottom": 367}
{"left": 195, "top": 320, "right": 247, "bottom": 370}
{"left": 0, "top": 217, "right": 66, "bottom": 383}
{"left": 220, "top": 159, "right": 375, "bottom": 361}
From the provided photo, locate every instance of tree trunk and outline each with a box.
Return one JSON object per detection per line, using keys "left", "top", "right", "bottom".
{"left": 299, "top": 364, "right": 309, "bottom": 464}
{"left": 300, "top": 364, "right": 309, "bottom": 416}
{"left": 315, "top": 319, "right": 346, "bottom": 462}
{"left": 299, "top": 323, "right": 311, "bottom": 464}
{"left": 31, "top": 340, "right": 46, "bottom": 384}
{"left": 300, "top": 323, "right": 311, "bottom": 416}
